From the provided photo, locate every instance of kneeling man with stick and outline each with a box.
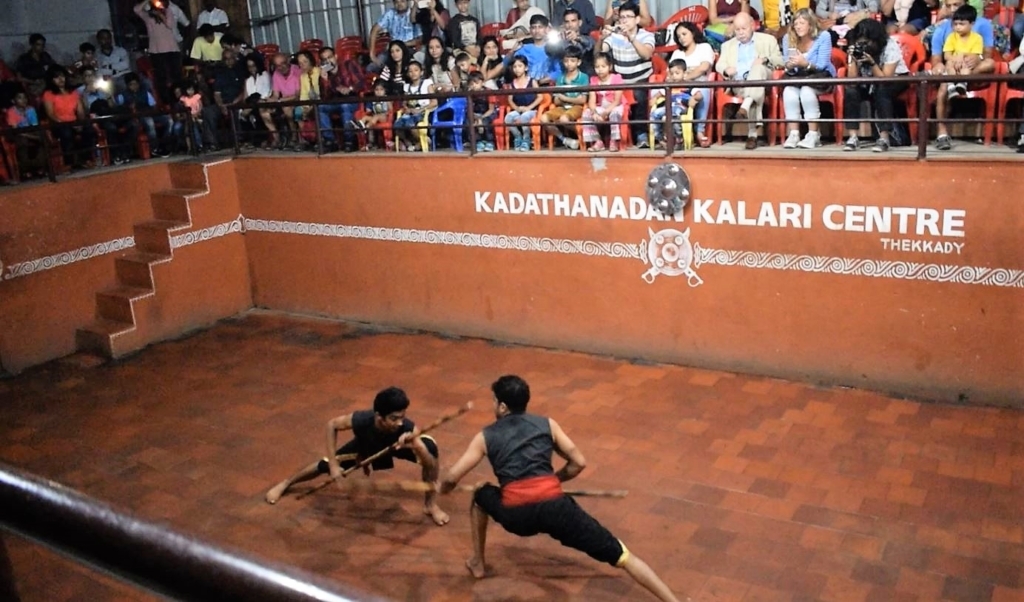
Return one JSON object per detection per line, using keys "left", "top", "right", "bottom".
{"left": 439, "top": 375, "right": 682, "bottom": 602}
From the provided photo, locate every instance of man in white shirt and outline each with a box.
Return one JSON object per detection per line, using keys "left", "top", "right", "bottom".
{"left": 95, "top": 28, "right": 132, "bottom": 91}
{"left": 197, "top": 0, "right": 230, "bottom": 34}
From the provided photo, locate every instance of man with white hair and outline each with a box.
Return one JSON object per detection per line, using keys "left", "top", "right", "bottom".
{"left": 714, "top": 12, "right": 784, "bottom": 149}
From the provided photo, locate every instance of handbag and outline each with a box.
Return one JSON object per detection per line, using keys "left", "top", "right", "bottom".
{"left": 783, "top": 67, "right": 833, "bottom": 92}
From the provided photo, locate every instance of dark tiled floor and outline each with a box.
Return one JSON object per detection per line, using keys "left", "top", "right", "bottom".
{"left": 2, "top": 311, "right": 1023, "bottom": 602}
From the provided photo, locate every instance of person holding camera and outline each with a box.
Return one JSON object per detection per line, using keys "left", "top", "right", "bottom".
{"left": 597, "top": 2, "right": 656, "bottom": 147}
{"left": 714, "top": 12, "right": 785, "bottom": 150}
{"left": 508, "top": 15, "right": 563, "bottom": 85}
{"left": 841, "top": 18, "right": 909, "bottom": 152}
{"left": 134, "top": 1, "right": 190, "bottom": 106}
{"left": 559, "top": 9, "right": 595, "bottom": 74}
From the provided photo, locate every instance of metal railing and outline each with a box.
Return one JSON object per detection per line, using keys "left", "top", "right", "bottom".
{"left": 0, "top": 461, "right": 382, "bottom": 602}
{"left": 219, "top": 71, "right": 1024, "bottom": 161}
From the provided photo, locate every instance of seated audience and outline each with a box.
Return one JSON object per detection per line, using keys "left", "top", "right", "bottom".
{"left": 197, "top": 0, "right": 231, "bottom": 33}
{"left": 294, "top": 50, "right": 326, "bottom": 150}
{"left": 356, "top": 80, "right": 395, "bottom": 150}
{"left": 714, "top": 12, "right": 785, "bottom": 150}
{"left": 394, "top": 61, "right": 436, "bottom": 151}
{"left": 582, "top": 52, "right": 625, "bottom": 152}
{"left": 477, "top": 37, "right": 506, "bottom": 88}
{"left": 117, "top": 72, "right": 174, "bottom": 157}
{"left": 269, "top": 53, "right": 301, "bottom": 148}
{"left": 880, "top": 0, "right": 932, "bottom": 34}
{"left": 175, "top": 80, "right": 206, "bottom": 152}
{"left": 596, "top": 1, "right": 655, "bottom": 147}
{"left": 77, "top": 66, "right": 135, "bottom": 165}
{"left": 781, "top": 9, "right": 835, "bottom": 149}
{"left": 369, "top": 0, "right": 422, "bottom": 72}
{"left": 320, "top": 46, "right": 367, "bottom": 152}
{"left": 205, "top": 49, "right": 247, "bottom": 149}
{"left": 558, "top": 8, "right": 595, "bottom": 75}
{"left": 540, "top": 45, "right": 588, "bottom": 149}
{"left": 42, "top": 67, "right": 97, "bottom": 169}
{"left": 669, "top": 22, "right": 714, "bottom": 147}
{"left": 5, "top": 90, "right": 47, "bottom": 177}
{"left": 815, "top": 0, "right": 879, "bottom": 32}
{"left": 241, "top": 56, "right": 278, "bottom": 148}
{"left": 929, "top": 0, "right": 995, "bottom": 151}
{"left": 841, "top": 18, "right": 909, "bottom": 152}
{"left": 15, "top": 34, "right": 57, "bottom": 98}
{"left": 416, "top": 0, "right": 450, "bottom": 48}
{"left": 70, "top": 43, "right": 100, "bottom": 88}
{"left": 424, "top": 36, "right": 459, "bottom": 91}
{"left": 96, "top": 29, "right": 133, "bottom": 92}
{"left": 551, "top": 0, "right": 598, "bottom": 35}
{"left": 221, "top": 34, "right": 264, "bottom": 74}
{"left": 503, "top": 56, "right": 543, "bottom": 151}
{"left": 191, "top": 24, "right": 225, "bottom": 65}
{"left": 603, "top": 0, "right": 653, "bottom": 28}
{"left": 762, "top": 0, "right": 811, "bottom": 38}
{"left": 650, "top": 59, "right": 702, "bottom": 150}
{"left": 379, "top": 40, "right": 413, "bottom": 95}
{"left": 509, "top": 15, "right": 562, "bottom": 85}
{"left": 447, "top": 0, "right": 482, "bottom": 58}
{"left": 466, "top": 72, "right": 497, "bottom": 151}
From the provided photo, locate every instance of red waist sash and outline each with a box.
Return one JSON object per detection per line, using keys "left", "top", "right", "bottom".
{"left": 501, "top": 475, "right": 563, "bottom": 507}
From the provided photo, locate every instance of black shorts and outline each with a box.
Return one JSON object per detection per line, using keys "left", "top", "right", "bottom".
{"left": 316, "top": 435, "right": 438, "bottom": 474}
{"left": 473, "top": 484, "right": 628, "bottom": 568}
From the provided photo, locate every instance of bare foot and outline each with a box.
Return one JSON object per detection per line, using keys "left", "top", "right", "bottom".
{"left": 425, "top": 504, "right": 450, "bottom": 526}
{"left": 465, "top": 557, "right": 486, "bottom": 579}
{"left": 264, "top": 481, "right": 288, "bottom": 505}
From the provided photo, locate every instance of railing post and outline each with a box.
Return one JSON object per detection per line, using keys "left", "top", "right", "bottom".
{"left": 41, "top": 124, "right": 57, "bottom": 183}
{"left": 663, "top": 83, "right": 673, "bottom": 157}
{"left": 0, "top": 533, "right": 20, "bottom": 602}
{"left": 230, "top": 107, "right": 241, "bottom": 156}
{"left": 467, "top": 91, "right": 477, "bottom": 156}
{"left": 916, "top": 76, "right": 928, "bottom": 161}
{"left": 313, "top": 102, "right": 323, "bottom": 156}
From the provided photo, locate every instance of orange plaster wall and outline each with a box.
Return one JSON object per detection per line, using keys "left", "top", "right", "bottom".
{"left": 237, "top": 156, "right": 1024, "bottom": 406}
{"left": 0, "top": 165, "right": 172, "bottom": 373}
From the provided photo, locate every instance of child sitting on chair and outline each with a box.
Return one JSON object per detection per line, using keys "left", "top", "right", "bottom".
{"left": 354, "top": 80, "right": 393, "bottom": 150}
{"left": 581, "top": 53, "right": 624, "bottom": 152}
{"left": 467, "top": 72, "right": 496, "bottom": 151}
{"left": 649, "top": 59, "right": 701, "bottom": 150}
{"left": 393, "top": 61, "right": 436, "bottom": 152}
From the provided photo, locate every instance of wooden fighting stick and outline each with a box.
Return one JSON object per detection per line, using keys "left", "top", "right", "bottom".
{"left": 298, "top": 402, "right": 473, "bottom": 499}
{"left": 353, "top": 480, "right": 630, "bottom": 498}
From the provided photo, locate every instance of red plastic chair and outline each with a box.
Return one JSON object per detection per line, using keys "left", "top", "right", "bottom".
{"left": 256, "top": 44, "right": 280, "bottom": 57}
{"left": 996, "top": 61, "right": 1024, "bottom": 144}
{"left": 711, "top": 71, "right": 780, "bottom": 145}
{"left": 652, "top": 54, "right": 668, "bottom": 76}
{"left": 355, "top": 100, "right": 396, "bottom": 150}
{"left": 660, "top": 6, "right": 710, "bottom": 30}
{"left": 892, "top": 33, "right": 928, "bottom": 143}
{"left": 372, "top": 34, "right": 391, "bottom": 57}
{"left": 480, "top": 22, "right": 504, "bottom": 39}
{"left": 335, "top": 36, "right": 366, "bottom": 59}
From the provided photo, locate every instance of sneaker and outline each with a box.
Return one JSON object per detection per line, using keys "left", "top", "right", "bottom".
{"left": 563, "top": 137, "right": 579, "bottom": 150}
{"left": 797, "top": 131, "right": 821, "bottom": 149}
{"left": 608, "top": 140, "right": 620, "bottom": 152}
{"left": 844, "top": 135, "right": 859, "bottom": 151}
{"left": 636, "top": 134, "right": 649, "bottom": 149}
{"left": 484, "top": 141, "right": 496, "bottom": 151}
{"left": 783, "top": 130, "right": 801, "bottom": 149}
{"left": 511, "top": 136, "right": 522, "bottom": 151}
{"left": 935, "top": 135, "right": 952, "bottom": 151}
{"left": 872, "top": 138, "right": 890, "bottom": 153}
{"left": 1017, "top": 134, "right": 1024, "bottom": 153}
{"left": 588, "top": 140, "right": 606, "bottom": 152}
{"left": 476, "top": 140, "right": 486, "bottom": 152}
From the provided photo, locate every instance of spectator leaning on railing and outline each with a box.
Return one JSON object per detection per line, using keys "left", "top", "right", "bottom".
{"left": 715, "top": 12, "right": 785, "bottom": 150}
{"left": 320, "top": 47, "right": 367, "bottom": 152}
{"left": 205, "top": 49, "right": 246, "bottom": 149}
{"left": 928, "top": 0, "right": 995, "bottom": 151}
{"left": 269, "top": 53, "right": 301, "bottom": 149}
{"left": 241, "top": 57, "right": 279, "bottom": 149}
{"left": 596, "top": 1, "right": 656, "bottom": 147}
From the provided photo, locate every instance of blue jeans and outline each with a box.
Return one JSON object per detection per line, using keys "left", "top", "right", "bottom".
{"left": 690, "top": 87, "right": 709, "bottom": 134}
{"left": 318, "top": 103, "right": 358, "bottom": 144}
{"left": 650, "top": 103, "right": 686, "bottom": 141}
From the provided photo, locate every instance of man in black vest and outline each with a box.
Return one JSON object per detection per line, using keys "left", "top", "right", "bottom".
{"left": 264, "top": 387, "right": 450, "bottom": 526}
{"left": 440, "top": 375, "right": 681, "bottom": 601}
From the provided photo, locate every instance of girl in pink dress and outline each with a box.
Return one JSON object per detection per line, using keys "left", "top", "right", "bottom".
{"left": 582, "top": 53, "right": 625, "bottom": 152}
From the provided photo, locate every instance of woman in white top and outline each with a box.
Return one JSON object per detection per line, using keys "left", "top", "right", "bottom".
{"left": 669, "top": 22, "right": 715, "bottom": 147}
{"left": 423, "top": 36, "right": 457, "bottom": 91}
{"left": 242, "top": 56, "right": 277, "bottom": 148}
{"left": 841, "top": 19, "right": 909, "bottom": 152}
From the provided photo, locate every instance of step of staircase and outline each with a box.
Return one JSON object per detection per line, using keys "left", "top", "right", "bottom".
{"left": 76, "top": 318, "right": 136, "bottom": 357}
{"left": 96, "top": 285, "right": 156, "bottom": 323}
{"left": 114, "top": 251, "right": 172, "bottom": 289}
{"left": 151, "top": 189, "right": 204, "bottom": 222}
{"left": 133, "top": 219, "right": 191, "bottom": 255}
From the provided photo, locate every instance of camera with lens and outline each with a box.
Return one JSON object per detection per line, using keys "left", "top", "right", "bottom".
{"left": 849, "top": 40, "right": 871, "bottom": 61}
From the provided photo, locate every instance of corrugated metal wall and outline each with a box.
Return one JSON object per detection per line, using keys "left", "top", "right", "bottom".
{"left": 246, "top": 0, "right": 743, "bottom": 51}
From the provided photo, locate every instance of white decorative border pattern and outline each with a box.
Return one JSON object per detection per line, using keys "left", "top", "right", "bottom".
{"left": 3, "top": 237, "right": 136, "bottom": 281}
{"left": 242, "top": 218, "right": 644, "bottom": 260}
{"left": 693, "top": 244, "right": 1024, "bottom": 288}
{"left": 171, "top": 216, "right": 245, "bottom": 249}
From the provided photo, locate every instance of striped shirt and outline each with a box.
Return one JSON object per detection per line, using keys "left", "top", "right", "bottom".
{"left": 602, "top": 29, "right": 655, "bottom": 83}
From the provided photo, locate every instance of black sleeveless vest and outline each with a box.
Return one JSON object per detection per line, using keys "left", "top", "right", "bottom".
{"left": 483, "top": 413, "right": 555, "bottom": 487}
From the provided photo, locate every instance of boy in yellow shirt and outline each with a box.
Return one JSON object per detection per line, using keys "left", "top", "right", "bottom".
{"left": 942, "top": 5, "right": 984, "bottom": 97}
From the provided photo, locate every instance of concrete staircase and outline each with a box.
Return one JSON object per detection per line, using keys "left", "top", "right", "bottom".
{"left": 76, "top": 164, "right": 210, "bottom": 358}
